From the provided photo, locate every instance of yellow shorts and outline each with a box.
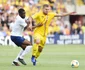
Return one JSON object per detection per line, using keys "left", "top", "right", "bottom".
{"left": 33, "top": 33, "right": 46, "bottom": 47}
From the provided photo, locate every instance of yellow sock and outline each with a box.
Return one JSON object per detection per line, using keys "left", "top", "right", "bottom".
{"left": 36, "top": 51, "right": 41, "bottom": 58}
{"left": 32, "top": 43, "right": 38, "bottom": 57}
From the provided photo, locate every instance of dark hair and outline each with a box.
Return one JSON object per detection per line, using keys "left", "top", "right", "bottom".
{"left": 18, "top": 8, "right": 25, "bottom": 14}
{"left": 43, "top": 4, "right": 49, "bottom": 8}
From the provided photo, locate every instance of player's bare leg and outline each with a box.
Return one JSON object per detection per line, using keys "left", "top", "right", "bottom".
{"left": 21, "top": 39, "right": 32, "bottom": 50}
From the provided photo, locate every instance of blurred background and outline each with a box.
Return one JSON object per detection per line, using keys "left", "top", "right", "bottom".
{"left": 0, "top": 0, "right": 85, "bottom": 45}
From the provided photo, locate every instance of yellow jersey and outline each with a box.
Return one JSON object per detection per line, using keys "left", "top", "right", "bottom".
{"left": 32, "top": 11, "right": 56, "bottom": 36}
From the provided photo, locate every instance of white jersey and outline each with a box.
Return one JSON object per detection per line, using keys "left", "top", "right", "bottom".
{"left": 11, "top": 15, "right": 27, "bottom": 37}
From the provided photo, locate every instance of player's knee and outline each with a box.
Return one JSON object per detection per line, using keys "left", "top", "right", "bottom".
{"left": 38, "top": 46, "right": 43, "bottom": 52}
{"left": 21, "top": 45, "right": 26, "bottom": 50}
{"left": 35, "top": 39, "right": 40, "bottom": 44}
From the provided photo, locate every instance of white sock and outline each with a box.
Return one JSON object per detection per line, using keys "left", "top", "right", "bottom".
{"left": 19, "top": 46, "right": 32, "bottom": 59}
{"left": 13, "top": 49, "right": 24, "bottom": 62}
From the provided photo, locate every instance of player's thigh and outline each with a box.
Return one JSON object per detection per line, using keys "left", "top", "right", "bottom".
{"left": 33, "top": 34, "right": 42, "bottom": 44}
{"left": 33, "top": 33, "right": 46, "bottom": 46}
{"left": 22, "top": 39, "right": 32, "bottom": 45}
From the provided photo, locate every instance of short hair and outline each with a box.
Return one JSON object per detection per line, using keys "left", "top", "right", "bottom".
{"left": 43, "top": 4, "right": 49, "bottom": 8}
{"left": 18, "top": 8, "right": 25, "bottom": 14}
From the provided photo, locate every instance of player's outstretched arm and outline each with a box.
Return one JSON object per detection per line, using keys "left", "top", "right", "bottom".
{"left": 55, "top": 12, "right": 75, "bottom": 17}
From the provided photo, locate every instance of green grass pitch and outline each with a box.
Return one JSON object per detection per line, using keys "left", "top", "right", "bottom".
{"left": 0, "top": 45, "right": 85, "bottom": 70}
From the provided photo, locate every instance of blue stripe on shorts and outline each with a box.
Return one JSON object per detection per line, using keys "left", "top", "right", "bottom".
{"left": 10, "top": 36, "right": 25, "bottom": 47}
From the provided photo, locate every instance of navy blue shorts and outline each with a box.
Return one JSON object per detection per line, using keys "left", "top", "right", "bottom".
{"left": 10, "top": 36, "right": 25, "bottom": 47}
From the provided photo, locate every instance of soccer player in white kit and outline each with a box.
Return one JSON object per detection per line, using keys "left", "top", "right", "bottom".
{"left": 11, "top": 8, "right": 32, "bottom": 66}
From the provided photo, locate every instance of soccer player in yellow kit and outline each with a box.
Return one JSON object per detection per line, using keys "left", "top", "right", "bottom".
{"left": 30, "top": 4, "right": 74, "bottom": 66}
